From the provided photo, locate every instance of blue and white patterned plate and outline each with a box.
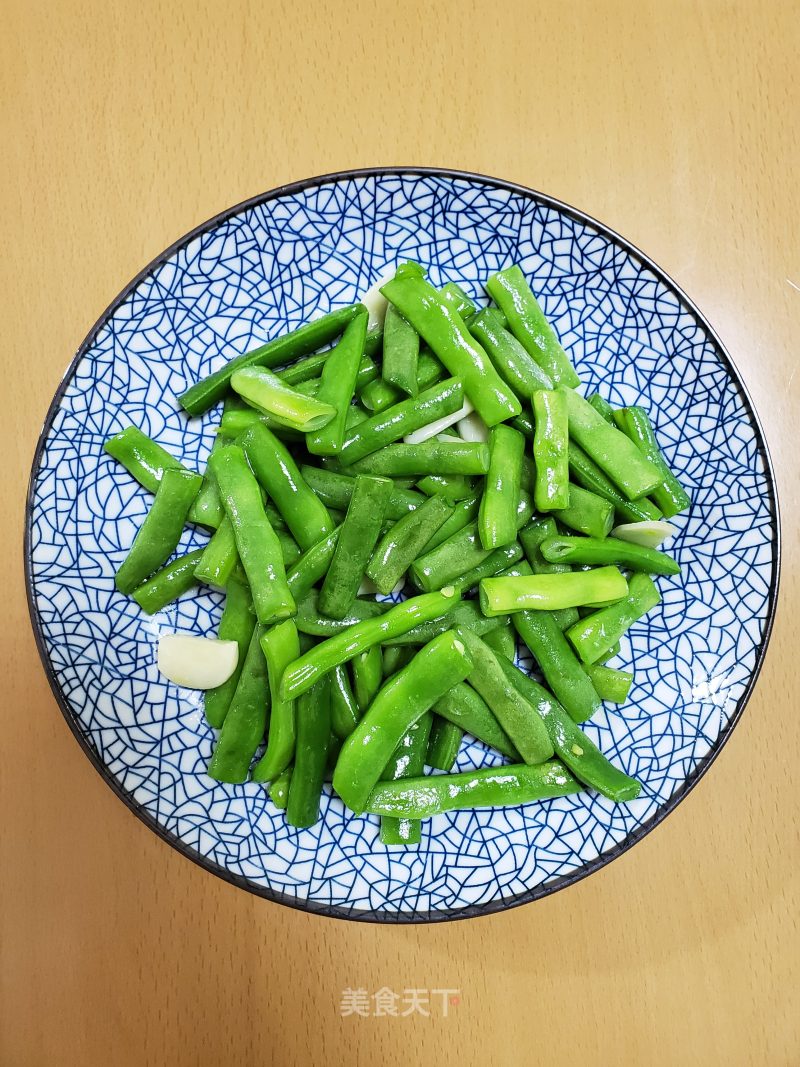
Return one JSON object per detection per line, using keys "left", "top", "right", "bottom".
{"left": 25, "top": 169, "right": 780, "bottom": 922}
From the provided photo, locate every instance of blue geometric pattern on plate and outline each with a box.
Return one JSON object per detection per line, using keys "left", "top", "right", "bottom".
{"left": 26, "top": 170, "right": 779, "bottom": 921}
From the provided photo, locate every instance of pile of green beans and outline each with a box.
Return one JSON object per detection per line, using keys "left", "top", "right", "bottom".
{"left": 105, "top": 259, "right": 689, "bottom": 841}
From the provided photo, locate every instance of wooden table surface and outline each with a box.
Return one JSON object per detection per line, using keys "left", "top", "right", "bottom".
{"left": 3, "top": 2, "right": 797, "bottom": 1064}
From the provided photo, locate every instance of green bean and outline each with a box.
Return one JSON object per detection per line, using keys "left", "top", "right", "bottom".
{"left": 382, "top": 645, "right": 416, "bottom": 677}
{"left": 318, "top": 475, "right": 393, "bottom": 618}
{"left": 482, "top": 621, "right": 517, "bottom": 662}
{"left": 276, "top": 528, "right": 302, "bottom": 567}
{"left": 207, "top": 623, "right": 270, "bottom": 784}
{"left": 285, "top": 527, "right": 340, "bottom": 600}
{"left": 339, "top": 378, "right": 464, "bottom": 466}
{"left": 519, "top": 517, "right": 570, "bottom": 574}
{"left": 555, "top": 484, "right": 615, "bottom": 539}
{"left": 365, "top": 760, "right": 580, "bottom": 818}
{"left": 411, "top": 493, "right": 532, "bottom": 593}
{"left": 218, "top": 408, "right": 301, "bottom": 441}
{"left": 433, "top": 682, "right": 519, "bottom": 759}
{"left": 416, "top": 474, "right": 476, "bottom": 501}
{"left": 479, "top": 424, "right": 524, "bottom": 549}
{"left": 378, "top": 713, "right": 433, "bottom": 845}
{"left": 268, "top": 767, "right": 292, "bottom": 809}
{"left": 380, "top": 274, "right": 521, "bottom": 425}
{"left": 568, "top": 441, "right": 662, "bottom": 523}
{"left": 305, "top": 309, "right": 369, "bottom": 455}
{"left": 286, "top": 676, "right": 331, "bottom": 828}
{"left": 498, "top": 659, "right": 640, "bottom": 802}
{"left": 440, "top": 281, "right": 477, "bottom": 319}
{"left": 209, "top": 445, "right": 295, "bottom": 625}
{"left": 559, "top": 387, "right": 662, "bottom": 500}
{"left": 480, "top": 567, "right": 628, "bottom": 616}
{"left": 300, "top": 464, "right": 424, "bottom": 519}
{"left": 359, "top": 351, "right": 444, "bottom": 413}
{"left": 426, "top": 716, "right": 464, "bottom": 771}
{"left": 204, "top": 575, "right": 256, "bottom": 729}
{"left": 510, "top": 410, "right": 535, "bottom": 439}
{"left": 240, "top": 423, "right": 334, "bottom": 552}
{"left": 469, "top": 307, "right": 554, "bottom": 398}
{"left": 455, "top": 627, "right": 553, "bottom": 765}
{"left": 423, "top": 490, "right": 482, "bottom": 551}
{"left": 484, "top": 267, "right": 580, "bottom": 388}
{"left": 587, "top": 393, "right": 616, "bottom": 424}
{"left": 352, "top": 645, "right": 384, "bottom": 712}
{"left": 617, "top": 406, "right": 691, "bottom": 517}
{"left": 366, "top": 495, "right": 453, "bottom": 595}
{"left": 532, "top": 389, "right": 570, "bottom": 510}
{"left": 191, "top": 419, "right": 237, "bottom": 529}
{"left": 541, "top": 534, "right": 680, "bottom": 575}
{"left": 329, "top": 664, "right": 360, "bottom": 739}
{"left": 344, "top": 441, "right": 489, "bottom": 478}
{"left": 115, "top": 468, "right": 202, "bottom": 594}
{"left": 231, "top": 366, "right": 336, "bottom": 432}
{"left": 281, "top": 588, "right": 462, "bottom": 700}
{"left": 364, "top": 322, "right": 383, "bottom": 358}
{"left": 295, "top": 592, "right": 389, "bottom": 637}
{"left": 179, "top": 305, "right": 361, "bottom": 416}
{"left": 382, "top": 599, "right": 507, "bottom": 647}
{"left": 194, "top": 517, "right": 238, "bottom": 589}
{"left": 132, "top": 549, "right": 205, "bottom": 614}
{"left": 566, "top": 573, "right": 661, "bottom": 664}
{"left": 452, "top": 542, "right": 523, "bottom": 595}
{"left": 278, "top": 347, "right": 376, "bottom": 391}
{"left": 585, "top": 664, "right": 633, "bottom": 703}
{"left": 382, "top": 303, "right": 420, "bottom": 396}
{"left": 332, "top": 631, "right": 474, "bottom": 812}
{"left": 251, "top": 620, "right": 300, "bottom": 782}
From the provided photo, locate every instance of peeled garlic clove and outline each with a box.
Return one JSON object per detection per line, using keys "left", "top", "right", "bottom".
{"left": 157, "top": 635, "right": 239, "bottom": 689}
{"left": 611, "top": 520, "right": 677, "bottom": 550}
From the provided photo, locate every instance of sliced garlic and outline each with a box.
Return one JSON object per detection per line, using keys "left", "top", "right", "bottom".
{"left": 403, "top": 399, "right": 475, "bottom": 444}
{"left": 611, "top": 520, "right": 677, "bottom": 550}
{"left": 359, "top": 266, "right": 396, "bottom": 332}
{"left": 457, "top": 410, "right": 490, "bottom": 443}
{"left": 157, "top": 635, "right": 239, "bottom": 689}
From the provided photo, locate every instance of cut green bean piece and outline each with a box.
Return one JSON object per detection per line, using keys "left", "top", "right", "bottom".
{"left": 352, "top": 644, "right": 384, "bottom": 712}
{"left": 209, "top": 445, "right": 295, "bottom": 625}
{"left": 268, "top": 767, "right": 292, "bottom": 809}
{"left": 554, "top": 484, "right": 615, "bottom": 539}
{"left": 585, "top": 664, "right": 633, "bottom": 703}
{"left": 498, "top": 659, "right": 640, "bottom": 802}
{"left": 179, "top": 305, "right": 361, "bottom": 416}
{"left": 333, "top": 631, "right": 474, "bottom": 813}
{"left": 277, "top": 349, "right": 376, "bottom": 391}
{"left": 286, "top": 676, "right": 331, "bottom": 828}
{"left": 281, "top": 589, "right": 462, "bottom": 700}
{"left": 300, "top": 464, "right": 425, "bottom": 520}
{"left": 469, "top": 308, "right": 554, "bottom": 398}
{"left": 617, "top": 406, "right": 691, "bottom": 518}
{"left": 241, "top": 422, "right": 334, "bottom": 550}
{"left": 306, "top": 309, "right": 369, "bottom": 455}
{"left": 132, "top": 549, "right": 205, "bottom": 614}
{"left": 423, "top": 490, "right": 482, "bottom": 551}
{"left": 339, "top": 377, "right": 464, "bottom": 466}
{"left": 455, "top": 627, "right": 554, "bottom": 765}
{"left": 365, "top": 761, "right": 580, "bottom": 818}
{"left": 285, "top": 527, "right": 340, "bottom": 600}
{"left": 426, "top": 716, "right": 463, "bottom": 772}
{"left": 587, "top": 393, "right": 616, "bottom": 424}
{"left": 479, "top": 425, "right": 524, "bottom": 550}
{"left": 482, "top": 621, "right": 517, "bottom": 662}
{"left": 568, "top": 441, "right": 661, "bottom": 523}
{"left": 416, "top": 474, "right": 476, "bottom": 501}
{"left": 480, "top": 567, "right": 628, "bottom": 616}
{"left": 519, "top": 517, "right": 570, "bottom": 574}
{"left": 231, "top": 366, "right": 336, "bottom": 432}
{"left": 319, "top": 475, "right": 393, "bottom": 618}
{"left": 379, "top": 713, "right": 433, "bottom": 845}
{"left": 485, "top": 266, "right": 580, "bottom": 388}
{"left": 295, "top": 592, "right": 389, "bottom": 637}
{"left": 194, "top": 516, "right": 239, "bottom": 589}
{"left": 207, "top": 623, "right": 270, "bottom": 784}
{"left": 532, "top": 389, "right": 570, "bottom": 511}
{"left": 433, "top": 682, "right": 519, "bottom": 759}
{"left": 380, "top": 274, "right": 521, "bottom": 426}
{"left": 204, "top": 575, "right": 256, "bottom": 729}
{"left": 382, "top": 303, "right": 420, "bottom": 396}
{"left": 559, "top": 387, "right": 662, "bottom": 500}
{"left": 540, "top": 535, "right": 680, "bottom": 575}
{"left": 252, "top": 620, "right": 300, "bottom": 782}
{"left": 382, "top": 599, "right": 508, "bottom": 647}
{"left": 451, "top": 542, "right": 523, "bottom": 595}
{"left": 330, "top": 664, "right": 360, "bottom": 739}
{"left": 382, "top": 645, "right": 416, "bottom": 677}
{"left": 366, "top": 494, "right": 453, "bottom": 595}
{"left": 359, "top": 351, "right": 444, "bottom": 413}
{"left": 440, "top": 281, "right": 477, "bottom": 319}
{"left": 115, "top": 468, "right": 202, "bottom": 594}
{"left": 344, "top": 441, "right": 489, "bottom": 477}
{"left": 567, "top": 573, "right": 661, "bottom": 664}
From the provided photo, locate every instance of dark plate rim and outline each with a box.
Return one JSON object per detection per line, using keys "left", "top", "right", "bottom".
{"left": 24, "top": 166, "right": 782, "bottom": 924}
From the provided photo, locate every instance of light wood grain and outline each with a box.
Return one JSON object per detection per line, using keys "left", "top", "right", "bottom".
{"left": 2, "top": 1, "right": 798, "bottom": 1064}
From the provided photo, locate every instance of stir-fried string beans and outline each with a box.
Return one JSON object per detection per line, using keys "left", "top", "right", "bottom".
{"left": 115, "top": 468, "right": 203, "bottom": 594}
{"left": 616, "top": 406, "right": 691, "bottom": 518}
{"left": 359, "top": 351, "right": 444, "bottom": 413}
{"left": 426, "top": 717, "right": 464, "bottom": 772}
{"left": 252, "top": 620, "right": 300, "bottom": 783}
{"left": 379, "top": 714, "right": 433, "bottom": 845}
{"left": 480, "top": 567, "right": 628, "bottom": 616}
{"left": 554, "top": 484, "right": 615, "bottom": 540}
{"left": 194, "top": 517, "right": 239, "bottom": 589}
{"left": 468, "top": 308, "right": 554, "bottom": 398}
{"left": 531, "top": 389, "right": 569, "bottom": 511}
{"left": 351, "top": 645, "right": 384, "bottom": 712}
{"left": 433, "top": 682, "right": 519, "bottom": 759}
{"left": 332, "top": 630, "right": 474, "bottom": 813}
{"left": 382, "top": 303, "right": 420, "bottom": 397}
{"left": 366, "top": 494, "right": 453, "bottom": 595}
{"left": 204, "top": 575, "right": 256, "bottom": 729}
{"left": 540, "top": 534, "right": 680, "bottom": 575}
{"left": 568, "top": 441, "right": 662, "bottom": 523}
{"left": 306, "top": 309, "right": 369, "bottom": 456}
{"left": 479, "top": 425, "right": 524, "bottom": 549}
{"left": 330, "top": 665, "right": 361, "bottom": 739}
{"left": 566, "top": 573, "right": 661, "bottom": 664}
{"left": 132, "top": 550, "right": 205, "bottom": 614}
{"left": 300, "top": 464, "right": 425, "bottom": 519}
{"left": 207, "top": 623, "right": 271, "bottom": 783}
{"left": 344, "top": 441, "right": 489, "bottom": 477}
